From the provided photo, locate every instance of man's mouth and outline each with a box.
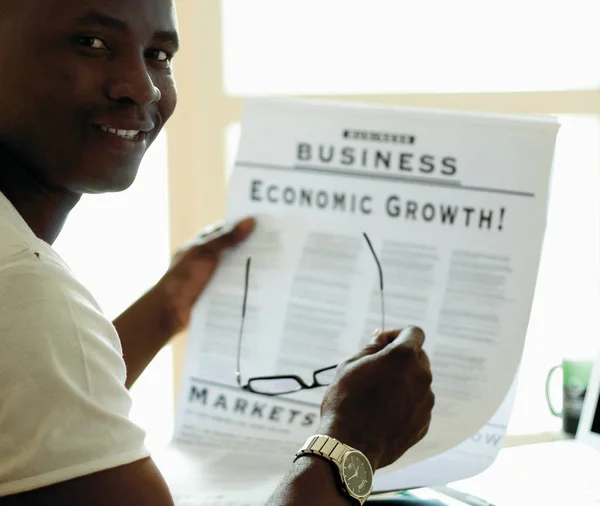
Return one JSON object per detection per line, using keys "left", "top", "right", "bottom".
{"left": 94, "top": 124, "right": 143, "bottom": 141}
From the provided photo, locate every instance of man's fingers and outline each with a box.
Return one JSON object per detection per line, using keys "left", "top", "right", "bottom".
{"left": 419, "top": 346, "right": 431, "bottom": 371}
{"left": 391, "top": 325, "right": 425, "bottom": 351}
{"left": 193, "top": 217, "right": 256, "bottom": 254}
{"left": 381, "top": 326, "right": 429, "bottom": 368}
{"left": 348, "top": 329, "right": 400, "bottom": 361}
{"left": 227, "top": 217, "right": 256, "bottom": 246}
{"left": 369, "top": 329, "right": 400, "bottom": 348}
{"left": 353, "top": 326, "right": 426, "bottom": 361}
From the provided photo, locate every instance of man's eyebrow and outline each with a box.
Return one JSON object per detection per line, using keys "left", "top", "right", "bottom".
{"left": 153, "top": 30, "right": 180, "bottom": 52}
{"left": 76, "top": 10, "right": 180, "bottom": 51}
{"left": 76, "top": 10, "right": 128, "bottom": 32}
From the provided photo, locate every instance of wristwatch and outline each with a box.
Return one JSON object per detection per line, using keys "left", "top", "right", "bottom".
{"left": 294, "top": 434, "right": 374, "bottom": 505}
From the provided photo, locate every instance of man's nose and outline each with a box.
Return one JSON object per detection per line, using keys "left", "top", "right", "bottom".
{"left": 104, "top": 56, "right": 161, "bottom": 106}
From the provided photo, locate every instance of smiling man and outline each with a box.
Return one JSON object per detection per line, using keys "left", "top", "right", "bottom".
{"left": 0, "top": 1, "right": 434, "bottom": 505}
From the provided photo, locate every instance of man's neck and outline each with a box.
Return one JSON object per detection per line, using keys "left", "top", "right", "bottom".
{"left": 0, "top": 150, "right": 80, "bottom": 244}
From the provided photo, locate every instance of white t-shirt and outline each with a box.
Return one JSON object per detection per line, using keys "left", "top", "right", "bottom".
{"left": 0, "top": 192, "right": 149, "bottom": 497}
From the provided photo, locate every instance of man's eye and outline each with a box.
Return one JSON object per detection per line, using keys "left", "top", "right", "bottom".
{"left": 78, "top": 36, "right": 108, "bottom": 50}
{"left": 147, "top": 49, "right": 173, "bottom": 64}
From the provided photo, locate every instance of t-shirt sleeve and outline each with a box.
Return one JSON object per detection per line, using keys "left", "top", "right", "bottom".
{"left": 0, "top": 247, "right": 150, "bottom": 497}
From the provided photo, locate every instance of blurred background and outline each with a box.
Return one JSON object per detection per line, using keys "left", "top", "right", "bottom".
{"left": 53, "top": 0, "right": 600, "bottom": 450}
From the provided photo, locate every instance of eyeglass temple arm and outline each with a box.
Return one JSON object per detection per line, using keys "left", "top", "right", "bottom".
{"left": 363, "top": 233, "right": 385, "bottom": 331}
{"left": 236, "top": 257, "right": 251, "bottom": 387}
{"left": 314, "top": 364, "right": 338, "bottom": 374}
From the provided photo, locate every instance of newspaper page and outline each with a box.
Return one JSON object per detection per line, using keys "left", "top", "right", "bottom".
{"left": 169, "top": 99, "right": 558, "bottom": 500}
{"left": 372, "top": 375, "right": 517, "bottom": 491}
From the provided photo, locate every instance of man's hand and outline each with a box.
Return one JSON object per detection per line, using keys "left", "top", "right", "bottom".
{"left": 114, "top": 217, "right": 255, "bottom": 387}
{"left": 266, "top": 327, "right": 433, "bottom": 506}
{"left": 156, "top": 217, "right": 256, "bottom": 336}
{"left": 318, "top": 326, "right": 434, "bottom": 469}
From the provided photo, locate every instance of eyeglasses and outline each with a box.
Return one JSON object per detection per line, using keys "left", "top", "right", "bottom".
{"left": 235, "top": 232, "right": 384, "bottom": 396}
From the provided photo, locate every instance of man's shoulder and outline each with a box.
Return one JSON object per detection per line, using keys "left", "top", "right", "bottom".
{"left": 0, "top": 214, "right": 37, "bottom": 266}
{"left": 0, "top": 213, "right": 119, "bottom": 357}
{"left": 0, "top": 213, "right": 128, "bottom": 399}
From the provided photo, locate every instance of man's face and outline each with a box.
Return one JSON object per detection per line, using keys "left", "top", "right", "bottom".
{"left": 0, "top": 0, "right": 178, "bottom": 193}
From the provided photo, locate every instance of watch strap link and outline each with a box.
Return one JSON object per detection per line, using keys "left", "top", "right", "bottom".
{"left": 295, "top": 434, "right": 351, "bottom": 467}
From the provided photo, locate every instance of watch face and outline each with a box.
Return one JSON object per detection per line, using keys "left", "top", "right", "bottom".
{"left": 342, "top": 450, "right": 373, "bottom": 498}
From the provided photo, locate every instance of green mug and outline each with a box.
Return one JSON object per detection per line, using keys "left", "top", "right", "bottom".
{"left": 545, "top": 360, "right": 593, "bottom": 435}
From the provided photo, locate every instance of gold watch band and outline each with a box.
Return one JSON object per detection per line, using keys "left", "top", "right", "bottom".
{"left": 294, "top": 434, "right": 351, "bottom": 467}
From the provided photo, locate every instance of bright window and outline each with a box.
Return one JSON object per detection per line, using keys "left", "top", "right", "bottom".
{"left": 53, "top": 132, "right": 173, "bottom": 450}
{"left": 223, "top": 0, "right": 600, "bottom": 94}
{"left": 511, "top": 115, "right": 600, "bottom": 433}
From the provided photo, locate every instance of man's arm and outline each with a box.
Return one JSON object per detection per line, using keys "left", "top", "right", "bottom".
{"left": 0, "top": 458, "right": 348, "bottom": 506}
{"left": 267, "top": 458, "right": 356, "bottom": 506}
{"left": 113, "top": 285, "right": 175, "bottom": 389}
{"left": 0, "top": 458, "right": 175, "bottom": 506}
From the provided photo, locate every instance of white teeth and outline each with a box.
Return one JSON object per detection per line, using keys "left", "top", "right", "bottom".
{"left": 98, "top": 125, "right": 140, "bottom": 139}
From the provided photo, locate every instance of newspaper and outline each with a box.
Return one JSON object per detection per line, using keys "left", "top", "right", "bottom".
{"left": 372, "top": 375, "right": 517, "bottom": 491}
{"left": 167, "top": 99, "right": 559, "bottom": 502}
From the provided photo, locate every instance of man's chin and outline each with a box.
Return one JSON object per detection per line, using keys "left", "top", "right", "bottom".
{"left": 73, "top": 166, "right": 140, "bottom": 194}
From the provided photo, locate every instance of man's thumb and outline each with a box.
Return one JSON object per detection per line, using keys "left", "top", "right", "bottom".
{"left": 391, "top": 326, "right": 426, "bottom": 351}
{"left": 351, "top": 329, "right": 401, "bottom": 360}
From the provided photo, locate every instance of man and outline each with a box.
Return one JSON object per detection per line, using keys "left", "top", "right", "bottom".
{"left": 0, "top": 0, "right": 434, "bottom": 504}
